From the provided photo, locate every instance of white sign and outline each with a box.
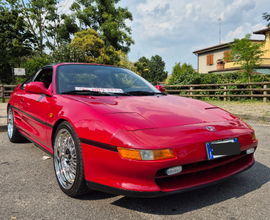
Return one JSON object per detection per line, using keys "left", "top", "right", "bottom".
{"left": 14, "top": 68, "right": 26, "bottom": 76}
{"left": 75, "top": 87, "right": 124, "bottom": 93}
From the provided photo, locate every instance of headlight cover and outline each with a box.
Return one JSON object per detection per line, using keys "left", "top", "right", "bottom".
{"left": 117, "top": 147, "right": 175, "bottom": 161}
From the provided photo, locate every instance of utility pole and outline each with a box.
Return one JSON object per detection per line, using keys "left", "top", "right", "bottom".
{"left": 218, "top": 18, "right": 222, "bottom": 44}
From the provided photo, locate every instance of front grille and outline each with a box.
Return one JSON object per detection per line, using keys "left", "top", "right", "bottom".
{"left": 155, "top": 152, "right": 254, "bottom": 192}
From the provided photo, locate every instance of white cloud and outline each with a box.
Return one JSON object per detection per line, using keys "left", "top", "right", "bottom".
{"left": 225, "top": 22, "right": 266, "bottom": 41}
{"left": 185, "top": 4, "right": 193, "bottom": 18}
{"left": 106, "top": 0, "right": 270, "bottom": 72}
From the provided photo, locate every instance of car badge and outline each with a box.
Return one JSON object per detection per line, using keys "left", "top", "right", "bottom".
{"left": 206, "top": 126, "right": 216, "bottom": 132}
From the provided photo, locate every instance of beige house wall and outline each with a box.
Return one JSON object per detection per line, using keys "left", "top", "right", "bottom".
{"left": 198, "top": 48, "right": 229, "bottom": 73}
{"left": 225, "top": 31, "right": 270, "bottom": 68}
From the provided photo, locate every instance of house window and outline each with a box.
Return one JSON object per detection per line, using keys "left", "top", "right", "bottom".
{"left": 207, "top": 54, "right": 214, "bottom": 65}
{"left": 224, "top": 50, "right": 231, "bottom": 62}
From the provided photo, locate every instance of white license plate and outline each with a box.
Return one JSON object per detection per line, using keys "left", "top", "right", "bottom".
{"left": 205, "top": 138, "right": 241, "bottom": 160}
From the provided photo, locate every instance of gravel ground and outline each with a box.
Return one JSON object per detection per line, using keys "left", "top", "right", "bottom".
{"left": 208, "top": 101, "right": 270, "bottom": 118}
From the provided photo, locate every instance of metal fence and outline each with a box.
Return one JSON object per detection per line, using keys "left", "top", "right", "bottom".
{"left": 165, "top": 82, "right": 270, "bottom": 102}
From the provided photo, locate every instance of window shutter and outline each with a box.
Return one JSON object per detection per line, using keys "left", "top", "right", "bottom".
{"left": 210, "top": 54, "right": 214, "bottom": 65}
{"left": 207, "top": 54, "right": 213, "bottom": 65}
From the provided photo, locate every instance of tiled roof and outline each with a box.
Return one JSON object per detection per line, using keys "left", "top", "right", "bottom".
{"left": 193, "top": 40, "right": 264, "bottom": 54}
{"left": 253, "top": 27, "right": 270, "bottom": 35}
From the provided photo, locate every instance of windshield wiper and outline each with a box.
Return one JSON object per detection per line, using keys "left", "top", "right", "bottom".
{"left": 126, "top": 91, "right": 166, "bottom": 96}
{"left": 61, "top": 90, "right": 111, "bottom": 96}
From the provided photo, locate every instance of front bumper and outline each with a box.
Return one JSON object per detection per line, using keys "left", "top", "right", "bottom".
{"left": 81, "top": 121, "right": 257, "bottom": 197}
{"left": 86, "top": 159, "right": 254, "bottom": 198}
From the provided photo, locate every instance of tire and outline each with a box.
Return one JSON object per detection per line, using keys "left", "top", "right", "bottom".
{"left": 7, "top": 106, "right": 25, "bottom": 143}
{"left": 53, "top": 121, "right": 91, "bottom": 197}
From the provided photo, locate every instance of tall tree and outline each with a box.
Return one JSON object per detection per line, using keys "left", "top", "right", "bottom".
{"left": 262, "top": 12, "right": 270, "bottom": 27}
{"left": 0, "top": 2, "right": 34, "bottom": 83}
{"left": 16, "top": 0, "right": 79, "bottom": 55}
{"left": 228, "top": 34, "right": 265, "bottom": 93}
{"left": 148, "top": 55, "right": 168, "bottom": 84}
{"left": 20, "top": 0, "right": 59, "bottom": 55}
{"left": 71, "top": 28, "right": 120, "bottom": 65}
{"left": 134, "top": 56, "right": 150, "bottom": 78}
{"left": 70, "top": 0, "right": 134, "bottom": 53}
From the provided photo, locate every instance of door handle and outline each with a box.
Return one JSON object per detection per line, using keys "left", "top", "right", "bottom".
{"left": 20, "top": 98, "right": 24, "bottom": 104}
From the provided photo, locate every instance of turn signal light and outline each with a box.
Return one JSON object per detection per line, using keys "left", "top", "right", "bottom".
{"left": 117, "top": 147, "right": 175, "bottom": 161}
{"left": 251, "top": 132, "right": 256, "bottom": 141}
{"left": 117, "top": 148, "right": 142, "bottom": 160}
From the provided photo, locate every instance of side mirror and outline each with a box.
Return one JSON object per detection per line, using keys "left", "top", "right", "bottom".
{"left": 155, "top": 85, "right": 165, "bottom": 93}
{"left": 25, "top": 82, "right": 47, "bottom": 94}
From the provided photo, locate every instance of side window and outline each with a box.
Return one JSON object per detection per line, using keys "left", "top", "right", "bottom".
{"left": 21, "top": 72, "right": 38, "bottom": 90}
{"left": 34, "top": 68, "right": 53, "bottom": 89}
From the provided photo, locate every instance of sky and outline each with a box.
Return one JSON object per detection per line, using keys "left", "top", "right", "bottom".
{"left": 57, "top": 0, "right": 270, "bottom": 74}
{"left": 114, "top": 0, "right": 269, "bottom": 73}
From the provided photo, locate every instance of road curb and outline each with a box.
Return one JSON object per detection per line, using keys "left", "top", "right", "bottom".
{"left": 0, "top": 124, "right": 6, "bottom": 132}
{"left": 0, "top": 114, "right": 269, "bottom": 133}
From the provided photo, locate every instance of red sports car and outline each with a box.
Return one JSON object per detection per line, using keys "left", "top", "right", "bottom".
{"left": 7, "top": 63, "right": 257, "bottom": 197}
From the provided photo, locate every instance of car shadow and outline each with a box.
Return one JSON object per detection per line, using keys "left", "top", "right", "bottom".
{"left": 79, "top": 161, "right": 269, "bottom": 215}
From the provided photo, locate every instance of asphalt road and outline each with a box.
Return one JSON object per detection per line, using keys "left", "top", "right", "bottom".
{"left": 0, "top": 120, "right": 269, "bottom": 220}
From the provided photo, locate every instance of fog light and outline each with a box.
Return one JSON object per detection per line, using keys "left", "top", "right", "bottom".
{"left": 246, "top": 148, "right": 255, "bottom": 154}
{"left": 166, "top": 166, "right": 183, "bottom": 176}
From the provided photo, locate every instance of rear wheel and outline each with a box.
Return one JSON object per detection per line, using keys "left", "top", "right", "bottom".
{"left": 7, "top": 106, "right": 25, "bottom": 143}
{"left": 53, "top": 121, "right": 91, "bottom": 197}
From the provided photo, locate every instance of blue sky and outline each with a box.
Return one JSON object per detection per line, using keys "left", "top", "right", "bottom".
{"left": 58, "top": 0, "right": 269, "bottom": 73}
{"left": 115, "top": 0, "right": 269, "bottom": 73}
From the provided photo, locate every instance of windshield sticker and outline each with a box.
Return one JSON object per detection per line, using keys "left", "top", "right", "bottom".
{"left": 75, "top": 87, "right": 124, "bottom": 93}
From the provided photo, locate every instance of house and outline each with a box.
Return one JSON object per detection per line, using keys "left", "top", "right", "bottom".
{"left": 193, "top": 27, "right": 270, "bottom": 74}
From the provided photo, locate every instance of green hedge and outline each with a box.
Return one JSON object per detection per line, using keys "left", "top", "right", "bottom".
{"left": 166, "top": 70, "right": 270, "bottom": 101}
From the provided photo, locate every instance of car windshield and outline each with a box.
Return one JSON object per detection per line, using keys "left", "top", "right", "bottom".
{"left": 56, "top": 64, "right": 164, "bottom": 96}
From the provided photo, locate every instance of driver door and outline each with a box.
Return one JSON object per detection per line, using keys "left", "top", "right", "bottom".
{"left": 22, "top": 67, "right": 53, "bottom": 148}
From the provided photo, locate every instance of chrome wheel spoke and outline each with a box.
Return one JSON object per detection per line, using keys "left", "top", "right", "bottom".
{"left": 54, "top": 128, "right": 77, "bottom": 190}
{"left": 7, "top": 109, "right": 14, "bottom": 138}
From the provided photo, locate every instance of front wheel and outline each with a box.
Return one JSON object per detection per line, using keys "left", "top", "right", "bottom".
{"left": 53, "top": 121, "right": 90, "bottom": 197}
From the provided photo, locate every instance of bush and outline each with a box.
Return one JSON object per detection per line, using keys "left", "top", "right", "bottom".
{"left": 166, "top": 70, "right": 270, "bottom": 102}
{"left": 21, "top": 55, "right": 51, "bottom": 76}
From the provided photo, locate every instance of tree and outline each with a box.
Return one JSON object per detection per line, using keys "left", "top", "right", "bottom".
{"left": 0, "top": 2, "right": 34, "bottom": 84}
{"left": 134, "top": 56, "right": 150, "bottom": 77}
{"left": 228, "top": 34, "right": 266, "bottom": 94}
{"left": 50, "top": 43, "right": 87, "bottom": 63}
{"left": 168, "top": 62, "right": 195, "bottom": 85}
{"left": 71, "top": 29, "right": 120, "bottom": 65}
{"left": 70, "top": 0, "right": 134, "bottom": 53}
{"left": 116, "top": 50, "right": 137, "bottom": 72}
{"left": 15, "top": 0, "right": 79, "bottom": 55}
{"left": 262, "top": 12, "right": 270, "bottom": 27}
{"left": 21, "top": 55, "right": 51, "bottom": 76}
{"left": 148, "top": 55, "right": 168, "bottom": 84}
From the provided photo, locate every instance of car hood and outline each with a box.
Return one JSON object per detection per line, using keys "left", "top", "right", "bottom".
{"left": 65, "top": 95, "right": 238, "bottom": 129}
